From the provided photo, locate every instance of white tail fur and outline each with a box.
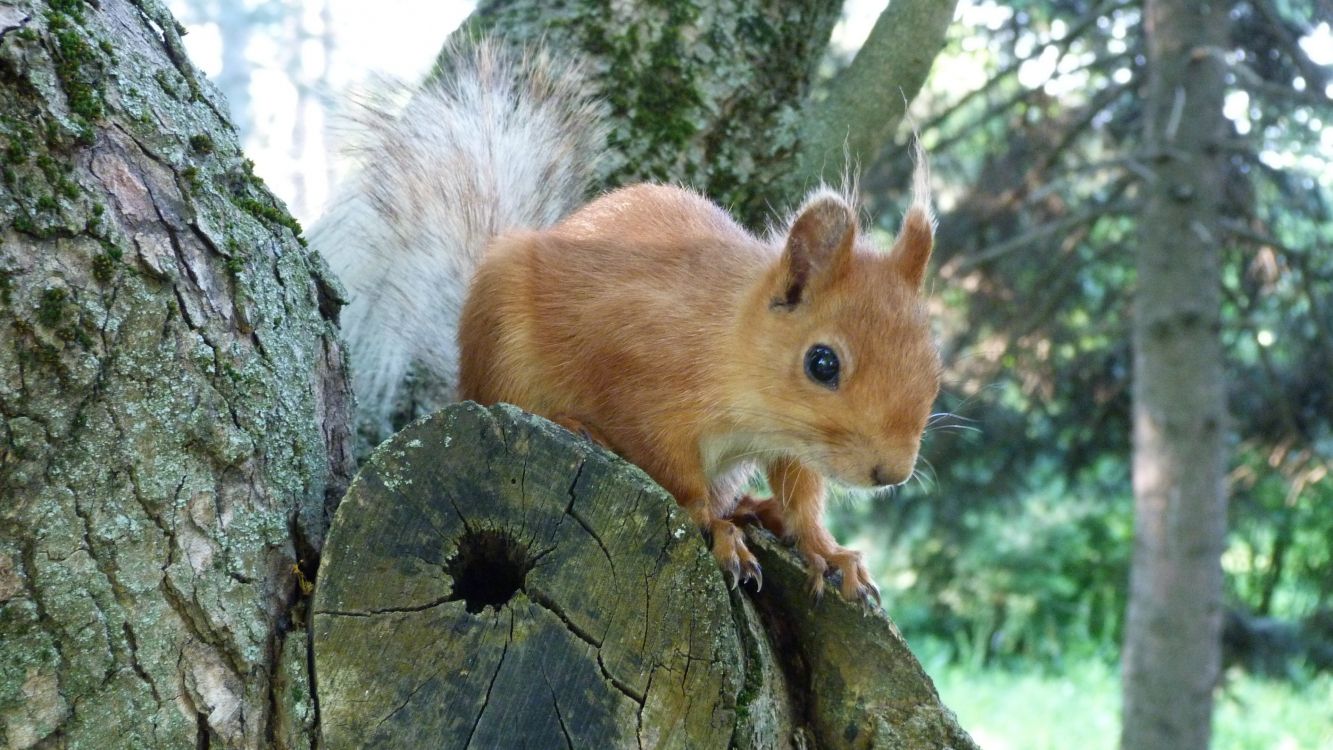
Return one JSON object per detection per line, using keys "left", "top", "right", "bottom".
{"left": 309, "top": 38, "right": 606, "bottom": 442}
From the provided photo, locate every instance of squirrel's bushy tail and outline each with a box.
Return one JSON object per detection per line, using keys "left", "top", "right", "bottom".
{"left": 310, "top": 38, "right": 606, "bottom": 442}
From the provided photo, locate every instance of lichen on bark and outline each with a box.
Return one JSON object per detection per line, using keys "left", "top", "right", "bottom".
{"left": 0, "top": 1, "right": 354, "bottom": 747}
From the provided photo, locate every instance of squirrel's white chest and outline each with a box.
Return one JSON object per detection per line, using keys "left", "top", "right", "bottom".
{"left": 699, "top": 432, "right": 771, "bottom": 510}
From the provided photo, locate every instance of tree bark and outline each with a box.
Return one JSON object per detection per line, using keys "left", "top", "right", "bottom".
{"left": 464, "top": 1, "right": 957, "bottom": 226}
{"left": 313, "top": 403, "right": 979, "bottom": 750}
{"left": 0, "top": 1, "right": 354, "bottom": 747}
{"left": 1122, "top": 2, "right": 1231, "bottom": 749}
{"left": 461, "top": 0, "right": 846, "bottom": 228}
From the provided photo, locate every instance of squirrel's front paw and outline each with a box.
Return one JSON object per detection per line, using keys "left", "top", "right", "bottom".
{"left": 706, "top": 519, "right": 763, "bottom": 591}
{"left": 799, "top": 543, "right": 879, "bottom": 605}
{"left": 731, "top": 495, "right": 789, "bottom": 538}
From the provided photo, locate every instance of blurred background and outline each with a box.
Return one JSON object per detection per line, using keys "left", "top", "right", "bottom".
{"left": 164, "top": 1, "right": 1332, "bottom": 747}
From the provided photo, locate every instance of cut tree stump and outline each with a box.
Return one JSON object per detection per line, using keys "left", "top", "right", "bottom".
{"left": 312, "top": 402, "right": 979, "bottom": 749}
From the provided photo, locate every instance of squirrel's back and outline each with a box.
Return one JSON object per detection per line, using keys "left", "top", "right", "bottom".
{"left": 457, "top": 183, "right": 768, "bottom": 425}
{"left": 309, "top": 38, "right": 606, "bottom": 443}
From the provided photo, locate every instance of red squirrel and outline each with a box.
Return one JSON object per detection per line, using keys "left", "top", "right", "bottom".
{"left": 314, "top": 39, "right": 941, "bottom": 601}
{"left": 458, "top": 175, "right": 940, "bottom": 601}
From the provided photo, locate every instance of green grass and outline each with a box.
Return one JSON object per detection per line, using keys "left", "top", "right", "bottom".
{"left": 926, "top": 656, "right": 1333, "bottom": 750}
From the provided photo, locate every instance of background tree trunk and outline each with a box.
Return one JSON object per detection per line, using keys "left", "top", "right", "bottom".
{"left": 1122, "top": 1, "right": 1232, "bottom": 748}
{"left": 0, "top": 0, "right": 354, "bottom": 747}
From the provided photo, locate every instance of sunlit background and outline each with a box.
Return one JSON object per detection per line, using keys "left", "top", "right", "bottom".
{"left": 162, "top": 2, "right": 1333, "bottom": 748}
{"left": 167, "top": 0, "right": 1333, "bottom": 228}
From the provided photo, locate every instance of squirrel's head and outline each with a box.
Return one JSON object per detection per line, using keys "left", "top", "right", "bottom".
{"left": 736, "top": 184, "right": 941, "bottom": 489}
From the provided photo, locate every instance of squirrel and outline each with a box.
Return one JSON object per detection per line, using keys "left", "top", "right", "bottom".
{"left": 314, "top": 38, "right": 941, "bottom": 602}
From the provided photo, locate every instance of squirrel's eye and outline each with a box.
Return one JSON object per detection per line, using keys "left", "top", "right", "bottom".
{"left": 804, "top": 344, "right": 840, "bottom": 389}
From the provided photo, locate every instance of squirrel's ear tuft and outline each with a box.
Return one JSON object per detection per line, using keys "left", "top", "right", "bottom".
{"left": 773, "top": 192, "right": 856, "bottom": 308}
{"left": 891, "top": 207, "right": 934, "bottom": 292}
{"left": 891, "top": 151, "right": 935, "bottom": 291}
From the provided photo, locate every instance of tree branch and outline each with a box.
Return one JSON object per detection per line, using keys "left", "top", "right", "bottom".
{"left": 1251, "top": 0, "right": 1329, "bottom": 93}
{"left": 944, "top": 196, "right": 1132, "bottom": 274}
{"left": 795, "top": 0, "right": 959, "bottom": 187}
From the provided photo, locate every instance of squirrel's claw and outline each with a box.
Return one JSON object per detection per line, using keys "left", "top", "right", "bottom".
{"left": 807, "top": 573, "right": 826, "bottom": 603}
{"left": 864, "top": 580, "right": 882, "bottom": 606}
{"left": 740, "top": 558, "right": 763, "bottom": 592}
{"left": 707, "top": 519, "right": 761, "bottom": 593}
{"left": 798, "top": 541, "right": 880, "bottom": 605}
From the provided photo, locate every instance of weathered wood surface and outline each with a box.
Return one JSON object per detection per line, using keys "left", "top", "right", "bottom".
{"left": 313, "top": 403, "right": 978, "bottom": 749}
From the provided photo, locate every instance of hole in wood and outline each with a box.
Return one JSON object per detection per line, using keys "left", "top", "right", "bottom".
{"left": 444, "top": 529, "right": 533, "bottom": 614}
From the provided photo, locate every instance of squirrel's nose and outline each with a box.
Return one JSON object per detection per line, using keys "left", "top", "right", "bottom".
{"left": 871, "top": 464, "right": 907, "bottom": 487}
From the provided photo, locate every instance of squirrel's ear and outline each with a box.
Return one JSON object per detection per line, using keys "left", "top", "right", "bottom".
{"left": 890, "top": 205, "right": 934, "bottom": 292}
{"left": 773, "top": 192, "right": 856, "bottom": 309}
{"left": 891, "top": 147, "right": 936, "bottom": 292}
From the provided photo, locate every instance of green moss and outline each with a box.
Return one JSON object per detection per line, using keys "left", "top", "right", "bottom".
{"left": 181, "top": 165, "right": 202, "bottom": 195}
{"left": 49, "top": 0, "right": 86, "bottom": 17}
{"left": 35, "top": 195, "right": 58, "bottom": 212}
{"left": 0, "top": 269, "right": 12, "bottom": 306}
{"left": 34, "top": 341, "right": 62, "bottom": 367}
{"left": 12, "top": 215, "right": 37, "bottom": 236}
{"left": 47, "top": 11, "right": 106, "bottom": 126}
{"left": 37, "top": 288, "right": 68, "bottom": 327}
{"left": 92, "top": 253, "right": 116, "bottom": 283}
{"left": 99, "top": 238, "right": 122, "bottom": 261}
{"left": 189, "top": 134, "right": 214, "bottom": 154}
{"left": 3, "top": 122, "right": 35, "bottom": 164}
{"left": 153, "top": 70, "right": 179, "bottom": 99}
{"left": 61, "top": 323, "right": 94, "bottom": 348}
{"left": 225, "top": 160, "right": 305, "bottom": 239}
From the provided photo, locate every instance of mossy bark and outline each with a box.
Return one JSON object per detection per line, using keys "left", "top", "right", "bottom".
{"left": 0, "top": 1, "right": 354, "bottom": 747}
{"left": 459, "top": 0, "right": 844, "bottom": 228}
{"left": 314, "top": 404, "right": 978, "bottom": 749}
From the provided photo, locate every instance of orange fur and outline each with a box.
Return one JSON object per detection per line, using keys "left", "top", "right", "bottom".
{"left": 458, "top": 182, "right": 941, "bottom": 600}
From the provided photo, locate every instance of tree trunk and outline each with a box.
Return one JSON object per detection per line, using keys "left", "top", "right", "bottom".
{"left": 313, "top": 403, "right": 979, "bottom": 750}
{"left": 463, "top": 0, "right": 845, "bottom": 228}
{"left": 1122, "top": 2, "right": 1231, "bottom": 749}
{"left": 0, "top": 1, "right": 354, "bottom": 747}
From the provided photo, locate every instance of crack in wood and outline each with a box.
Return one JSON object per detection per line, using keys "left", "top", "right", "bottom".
{"left": 562, "top": 460, "right": 616, "bottom": 576}
{"left": 369, "top": 662, "right": 446, "bottom": 736}
{"left": 522, "top": 583, "right": 648, "bottom": 711}
{"left": 123, "top": 622, "right": 163, "bottom": 703}
{"left": 523, "top": 585, "right": 602, "bottom": 649}
{"left": 597, "top": 652, "right": 646, "bottom": 707}
{"left": 462, "top": 610, "right": 512, "bottom": 749}
{"left": 159, "top": 573, "right": 248, "bottom": 677}
{"left": 312, "top": 593, "right": 455, "bottom": 618}
{"left": 543, "top": 672, "right": 575, "bottom": 750}
{"left": 635, "top": 669, "right": 651, "bottom": 750}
